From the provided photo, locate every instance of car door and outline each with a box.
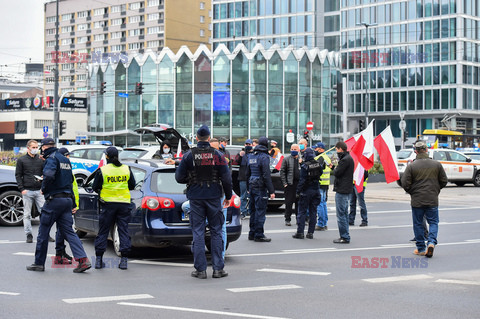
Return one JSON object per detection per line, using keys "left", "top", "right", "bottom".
{"left": 75, "top": 179, "right": 96, "bottom": 232}
{"left": 432, "top": 150, "right": 450, "bottom": 178}
{"left": 446, "top": 150, "right": 474, "bottom": 180}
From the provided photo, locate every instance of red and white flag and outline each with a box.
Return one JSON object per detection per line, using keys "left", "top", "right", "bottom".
{"left": 274, "top": 153, "right": 284, "bottom": 171}
{"left": 345, "top": 133, "right": 360, "bottom": 151}
{"left": 176, "top": 139, "right": 183, "bottom": 158}
{"left": 374, "top": 126, "right": 399, "bottom": 183}
{"left": 351, "top": 120, "right": 375, "bottom": 170}
{"left": 98, "top": 153, "right": 107, "bottom": 168}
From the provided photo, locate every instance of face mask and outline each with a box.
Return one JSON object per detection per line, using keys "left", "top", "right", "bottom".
{"left": 290, "top": 151, "right": 299, "bottom": 157}
{"left": 163, "top": 148, "right": 170, "bottom": 154}
{"left": 40, "top": 148, "right": 45, "bottom": 156}
{"left": 30, "top": 149, "right": 39, "bottom": 155}
{"left": 314, "top": 150, "right": 320, "bottom": 156}
{"left": 299, "top": 144, "right": 305, "bottom": 150}
{"left": 245, "top": 146, "right": 252, "bottom": 152}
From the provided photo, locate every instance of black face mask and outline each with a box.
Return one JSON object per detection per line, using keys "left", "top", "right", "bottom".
{"left": 245, "top": 146, "right": 253, "bottom": 152}
{"left": 314, "top": 150, "right": 320, "bottom": 156}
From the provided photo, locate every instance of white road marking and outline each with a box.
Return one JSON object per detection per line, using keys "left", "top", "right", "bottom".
{"left": 62, "top": 294, "right": 154, "bottom": 304}
{"left": 362, "top": 274, "right": 433, "bottom": 283}
{"left": 14, "top": 252, "right": 54, "bottom": 257}
{"left": 257, "top": 268, "right": 331, "bottom": 276}
{"left": 129, "top": 260, "right": 192, "bottom": 267}
{"left": 380, "top": 244, "right": 413, "bottom": 248}
{"left": 435, "top": 279, "right": 480, "bottom": 286}
{"left": 0, "top": 291, "right": 20, "bottom": 296}
{"left": 118, "top": 302, "right": 291, "bottom": 319}
{"left": 0, "top": 240, "right": 29, "bottom": 244}
{"left": 227, "top": 284, "right": 302, "bottom": 293}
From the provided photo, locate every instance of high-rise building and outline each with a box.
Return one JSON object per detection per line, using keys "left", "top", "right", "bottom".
{"left": 44, "top": 0, "right": 211, "bottom": 96}
{"left": 340, "top": 0, "right": 480, "bottom": 144}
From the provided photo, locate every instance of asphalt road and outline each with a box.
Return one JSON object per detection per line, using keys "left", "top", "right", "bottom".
{"left": 1, "top": 182, "right": 479, "bottom": 319}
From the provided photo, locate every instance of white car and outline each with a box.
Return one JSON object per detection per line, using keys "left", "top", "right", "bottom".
{"left": 119, "top": 146, "right": 161, "bottom": 160}
{"left": 397, "top": 148, "right": 480, "bottom": 187}
{"left": 64, "top": 145, "right": 122, "bottom": 185}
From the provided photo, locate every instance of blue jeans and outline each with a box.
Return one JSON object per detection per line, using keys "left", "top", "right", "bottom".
{"left": 412, "top": 206, "right": 439, "bottom": 252}
{"left": 22, "top": 190, "right": 45, "bottom": 235}
{"left": 349, "top": 186, "right": 368, "bottom": 224}
{"left": 239, "top": 181, "right": 249, "bottom": 216}
{"left": 335, "top": 193, "right": 351, "bottom": 241}
{"left": 316, "top": 188, "right": 328, "bottom": 227}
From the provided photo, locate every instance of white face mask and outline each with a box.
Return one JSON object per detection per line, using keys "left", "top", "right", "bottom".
{"left": 30, "top": 148, "right": 39, "bottom": 155}
{"left": 163, "top": 148, "right": 170, "bottom": 154}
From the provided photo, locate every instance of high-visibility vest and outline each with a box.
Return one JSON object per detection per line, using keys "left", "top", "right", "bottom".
{"left": 315, "top": 152, "right": 331, "bottom": 186}
{"left": 353, "top": 176, "right": 368, "bottom": 187}
{"left": 100, "top": 164, "right": 131, "bottom": 203}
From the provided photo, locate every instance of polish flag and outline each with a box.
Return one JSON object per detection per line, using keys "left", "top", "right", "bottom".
{"left": 98, "top": 153, "right": 107, "bottom": 168}
{"left": 353, "top": 162, "right": 366, "bottom": 193}
{"left": 351, "top": 120, "right": 375, "bottom": 170}
{"left": 373, "top": 126, "right": 399, "bottom": 183}
{"left": 274, "top": 153, "right": 284, "bottom": 171}
{"left": 345, "top": 133, "right": 360, "bottom": 151}
{"left": 176, "top": 139, "right": 183, "bottom": 158}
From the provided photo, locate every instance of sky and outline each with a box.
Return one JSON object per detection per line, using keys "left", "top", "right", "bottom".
{"left": 0, "top": 0, "right": 45, "bottom": 77}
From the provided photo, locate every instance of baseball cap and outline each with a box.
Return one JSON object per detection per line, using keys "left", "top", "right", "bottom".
{"left": 58, "top": 147, "right": 70, "bottom": 156}
{"left": 104, "top": 146, "right": 118, "bottom": 157}
{"left": 314, "top": 142, "right": 326, "bottom": 150}
{"left": 270, "top": 140, "right": 277, "bottom": 145}
{"left": 245, "top": 138, "right": 253, "bottom": 145}
{"left": 41, "top": 137, "right": 55, "bottom": 146}
{"left": 196, "top": 125, "right": 210, "bottom": 137}
{"left": 414, "top": 140, "right": 427, "bottom": 149}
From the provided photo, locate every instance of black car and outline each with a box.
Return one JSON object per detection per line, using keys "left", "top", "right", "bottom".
{"left": 74, "top": 159, "right": 242, "bottom": 256}
{"left": 227, "top": 145, "right": 285, "bottom": 210}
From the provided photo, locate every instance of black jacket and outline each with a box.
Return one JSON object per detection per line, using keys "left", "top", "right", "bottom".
{"left": 280, "top": 155, "right": 300, "bottom": 186}
{"left": 332, "top": 151, "right": 354, "bottom": 194}
{"left": 236, "top": 149, "right": 251, "bottom": 181}
{"left": 15, "top": 153, "right": 44, "bottom": 191}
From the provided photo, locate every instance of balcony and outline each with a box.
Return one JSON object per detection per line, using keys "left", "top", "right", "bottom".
{"left": 87, "top": 16, "right": 91, "bottom": 21}
{"left": 139, "top": 35, "right": 144, "bottom": 40}
{"left": 120, "top": 37, "right": 126, "bottom": 42}
{"left": 103, "top": 26, "right": 108, "bottom": 31}
{"left": 139, "top": 21, "right": 144, "bottom": 26}
{"left": 70, "top": 18, "right": 75, "bottom": 24}
{"left": 103, "top": 13, "right": 109, "bottom": 18}
{"left": 140, "top": 8, "right": 144, "bottom": 13}
{"left": 121, "top": 24, "right": 126, "bottom": 29}
{"left": 157, "top": 19, "right": 164, "bottom": 24}
{"left": 87, "top": 29, "right": 91, "bottom": 34}
{"left": 121, "top": 11, "right": 126, "bottom": 16}
{"left": 70, "top": 44, "right": 75, "bottom": 49}
{"left": 158, "top": 5, "right": 164, "bottom": 10}
{"left": 70, "top": 31, "right": 75, "bottom": 36}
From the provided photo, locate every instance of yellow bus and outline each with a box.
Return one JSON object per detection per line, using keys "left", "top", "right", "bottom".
{"left": 421, "top": 129, "right": 480, "bottom": 149}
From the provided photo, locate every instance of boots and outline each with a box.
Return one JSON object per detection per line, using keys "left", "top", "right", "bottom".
{"left": 54, "top": 250, "right": 73, "bottom": 264}
{"left": 119, "top": 257, "right": 128, "bottom": 270}
{"left": 95, "top": 256, "right": 105, "bottom": 269}
{"left": 73, "top": 258, "right": 91, "bottom": 273}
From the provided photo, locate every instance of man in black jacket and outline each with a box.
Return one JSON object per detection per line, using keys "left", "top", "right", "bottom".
{"left": 235, "top": 139, "right": 253, "bottom": 219}
{"left": 329, "top": 141, "right": 354, "bottom": 244}
{"left": 280, "top": 144, "right": 300, "bottom": 226}
{"left": 15, "top": 140, "right": 44, "bottom": 243}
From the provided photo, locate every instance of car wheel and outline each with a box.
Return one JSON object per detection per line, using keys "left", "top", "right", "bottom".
{"left": 74, "top": 174, "right": 87, "bottom": 187}
{"left": 112, "top": 223, "right": 121, "bottom": 257}
{"left": 73, "top": 223, "right": 87, "bottom": 238}
{"left": 474, "top": 172, "right": 480, "bottom": 187}
{"left": 0, "top": 190, "right": 24, "bottom": 226}
{"left": 454, "top": 182, "right": 466, "bottom": 187}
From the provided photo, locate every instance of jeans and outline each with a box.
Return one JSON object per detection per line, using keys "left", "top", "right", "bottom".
{"left": 412, "top": 206, "right": 439, "bottom": 252}
{"left": 221, "top": 195, "right": 227, "bottom": 259}
{"left": 335, "top": 193, "right": 351, "bottom": 241}
{"left": 22, "top": 190, "right": 45, "bottom": 235}
{"left": 316, "top": 188, "right": 328, "bottom": 227}
{"left": 349, "top": 186, "right": 368, "bottom": 224}
{"left": 239, "top": 181, "right": 249, "bottom": 216}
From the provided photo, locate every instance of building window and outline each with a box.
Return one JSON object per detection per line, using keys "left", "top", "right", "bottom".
{"left": 94, "top": 21, "right": 107, "bottom": 28}
{"left": 129, "top": 15, "right": 144, "bottom": 23}
{"left": 147, "top": 40, "right": 160, "bottom": 48}
{"left": 200, "top": 29, "right": 205, "bottom": 37}
{"left": 62, "top": 13, "right": 73, "bottom": 21}
{"left": 77, "top": 23, "right": 89, "bottom": 31}
{"left": 129, "top": 29, "right": 144, "bottom": 36}
{"left": 130, "top": 2, "right": 144, "bottom": 10}
{"left": 77, "top": 74, "right": 87, "bottom": 81}
{"left": 15, "top": 121, "right": 27, "bottom": 134}
{"left": 148, "top": 0, "right": 159, "bottom": 6}
{"left": 61, "top": 38, "right": 74, "bottom": 45}
{"left": 148, "top": 13, "right": 159, "bottom": 20}
{"left": 111, "top": 44, "right": 126, "bottom": 52}
{"left": 111, "top": 31, "right": 122, "bottom": 39}
{"left": 77, "top": 36, "right": 89, "bottom": 43}
{"left": 46, "top": 90, "right": 54, "bottom": 96}
{"left": 200, "top": 2, "right": 205, "bottom": 10}
{"left": 62, "top": 63, "right": 75, "bottom": 70}
{"left": 111, "top": 5, "right": 126, "bottom": 13}
{"left": 147, "top": 26, "right": 160, "bottom": 34}
{"left": 61, "top": 26, "right": 73, "bottom": 33}
{"left": 94, "top": 8, "right": 106, "bottom": 16}
{"left": 94, "top": 34, "right": 106, "bottom": 41}
{"left": 128, "top": 42, "right": 144, "bottom": 50}
{"left": 77, "top": 11, "right": 89, "bottom": 18}
{"left": 200, "top": 15, "right": 205, "bottom": 23}
{"left": 111, "top": 18, "right": 122, "bottom": 26}
{"left": 46, "top": 28, "right": 56, "bottom": 35}
{"left": 46, "top": 16, "right": 56, "bottom": 23}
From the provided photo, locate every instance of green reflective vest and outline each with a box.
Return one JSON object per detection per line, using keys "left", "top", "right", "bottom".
{"left": 315, "top": 152, "right": 331, "bottom": 186}
{"left": 100, "top": 164, "right": 131, "bottom": 203}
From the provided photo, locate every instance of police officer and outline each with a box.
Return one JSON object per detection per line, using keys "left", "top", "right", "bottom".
{"left": 26, "top": 138, "right": 91, "bottom": 273}
{"left": 175, "top": 125, "right": 232, "bottom": 279}
{"left": 314, "top": 142, "right": 331, "bottom": 231}
{"left": 246, "top": 137, "right": 275, "bottom": 242}
{"left": 293, "top": 148, "right": 323, "bottom": 239}
{"left": 92, "top": 146, "right": 135, "bottom": 270}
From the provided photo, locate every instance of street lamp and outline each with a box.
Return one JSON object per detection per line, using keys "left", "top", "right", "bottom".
{"left": 356, "top": 22, "right": 377, "bottom": 127}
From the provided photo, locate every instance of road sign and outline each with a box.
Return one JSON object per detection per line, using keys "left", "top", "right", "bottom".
{"left": 43, "top": 126, "right": 48, "bottom": 133}
{"left": 43, "top": 132, "right": 48, "bottom": 138}
{"left": 306, "top": 121, "right": 314, "bottom": 131}
{"left": 118, "top": 92, "right": 129, "bottom": 98}
{"left": 399, "top": 120, "right": 406, "bottom": 130}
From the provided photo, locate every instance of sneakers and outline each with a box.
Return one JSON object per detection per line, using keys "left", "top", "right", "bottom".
{"left": 413, "top": 249, "right": 426, "bottom": 256}
{"left": 425, "top": 243, "right": 435, "bottom": 258}
{"left": 191, "top": 270, "right": 207, "bottom": 279}
{"left": 26, "top": 234, "right": 33, "bottom": 243}
{"left": 292, "top": 233, "right": 304, "bottom": 239}
{"left": 315, "top": 226, "right": 327, "bottom": 231}
{"left": 212, "top": 269, "right": 228, "bottom": 278}
{"left": 54, "top": 250, "right": 73, "bottom": 265}
{"left": 119, "top": 257, "right": 128, "bottom": 270}
{"left": 26, "top": 264, "right": 44, "bottom": 272}
{"left": 359, "top": 222, "right": 368, "bottom": 227}
{"left": 333, "top": 238, "right": 350, "bottom": 244}
{"left": 73, "top": 258, "right": 91, "bottom": 273}
{"left": 95, "top": 256, "right": 105, "bottom": 269}
{"left": 306, "top": 233, "right": 314, "bottom": 239}
{"left": 285, "top": 221, "right": 292, "bottom": 226}
{"left": 254, "top": 236, "right": 271, "bottom": 242}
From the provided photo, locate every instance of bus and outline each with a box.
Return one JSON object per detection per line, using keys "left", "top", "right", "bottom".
{"left": 421, "top": 129, "right": 480, "bottom": 150}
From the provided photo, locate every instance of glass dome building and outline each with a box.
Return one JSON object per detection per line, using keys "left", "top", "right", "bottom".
{"left": 88, "top": 44, "right": 342, "bottom": 151}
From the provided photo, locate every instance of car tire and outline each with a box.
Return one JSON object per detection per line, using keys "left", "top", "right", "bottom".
{"left": 112, "top": 223, "right": 121, "bottom": 257}
{"left": 0, "top": 190, "right": 24, "bottom": 226}
{"left": 454, "top": 182, "right": 466, "bottom": 187}
{"left": 74, "top": 174, "right": 87, "bottom": 187}
{"left": 474, "top": 172, "right": 480, "bottom": 187}
{"left": 73, "top": 224, "right": 87, "bottom": 238}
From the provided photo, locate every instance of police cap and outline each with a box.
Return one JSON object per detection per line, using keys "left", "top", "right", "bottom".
{"left": 303, "top": 147, "right": 315, "bottom": 161}
{"left": 258, "top": 137, "right": 269, "bottom": 147}
{"left": 41, "top": 138, "right": 55, "bottom": 146}
{"left": 104, "top": 146, "right": 118, "bottom": 157}
{"left": 196, "top": 125, "right": 210, "bottom": 137}
{"left": 314, "top": 142, "right": 326, "bottom": 150}
{"left": 58, "top": 147, "right": 70, "bottom": 156}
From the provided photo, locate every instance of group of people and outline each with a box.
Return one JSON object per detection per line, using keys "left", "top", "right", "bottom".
{"left": 16, "top": 138, "right": 136, "bottom": 273}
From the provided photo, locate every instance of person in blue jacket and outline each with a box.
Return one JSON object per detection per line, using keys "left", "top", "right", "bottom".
{"left": 175, "top": 125, "right": 232, "bottom": 279}
{"left": 26, "top": 138, "right": 91, "bottom": 273}
{"left": 246, "top": 137, "right": 275, "bottom": 242}
{"left": 293, "top": 148, "right": 323, "bottom": 239}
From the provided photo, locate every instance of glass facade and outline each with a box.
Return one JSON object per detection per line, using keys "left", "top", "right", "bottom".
{"left": 88, "top": 45, "right": 342, "bottom": 150}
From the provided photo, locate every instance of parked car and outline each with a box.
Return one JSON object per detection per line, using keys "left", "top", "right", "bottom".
{"left": 65, "top": 145, "right": 123, "bottom": 186}
{"left": 119, "top": 146, "right": 161, "bottom": 160}
{"left": 397, "top": 148, "right": 480, "bottom": 187}
{"left": 74, "top": 159, "right": 242, "bottom": 256}
{"left": 134, "top": 124, "right": 190, "bottom": 155}
{"left": 463, "top": 152, "right": 480, "bottom": 161}
{"left": 0, "top": 165, "right": 28, "bottom": 226}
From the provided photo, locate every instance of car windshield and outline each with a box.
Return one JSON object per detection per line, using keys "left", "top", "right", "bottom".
{"left": 397, "top": 150, "right": 413, "bottom": 159}
{"left": 119, "top": 149, "right": 149, "bottom": 159}
{"left": 151, "top": 170, "right": 186, "bottom": 194}
{"left": 466, "top": 153, "right": 480, "bottom": 160}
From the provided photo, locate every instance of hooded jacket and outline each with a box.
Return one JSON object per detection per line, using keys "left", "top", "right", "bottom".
{"left": 332, "top": 151, "right": 354, "bottom": 194}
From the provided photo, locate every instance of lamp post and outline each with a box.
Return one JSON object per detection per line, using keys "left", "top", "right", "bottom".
{"left": 357, "top": 22, "right": 377, "bottom": 126}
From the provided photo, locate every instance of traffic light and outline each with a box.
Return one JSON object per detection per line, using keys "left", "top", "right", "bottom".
{"left": 303, "top": 130, "right": 309, "bottom": 139}
{"left": 100, "top": 82, "right": 106, "bottom": 95}
{"left": 332, "top": 82, "right": 343, "bottom": 111}
{"left": 403, "top": 131, "right": 408, "bottom": 142}
{"left": 359, "top": 119, "right": 365, "bottom": 131}
{"left": 135, "top": 82, "right": 143, "bottom": 95}
{"left": 59, "top": 121, "right": 66, "bottom": 136}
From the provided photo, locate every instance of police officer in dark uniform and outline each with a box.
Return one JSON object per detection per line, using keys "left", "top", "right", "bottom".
{"left": 26, "top": 138, "right": 91, "bottom": 273}
{"left": 175, "top": 125, "right": 232, "bottom": 279}
{"left": 246, "top": 137, "right": 275, "bottom": 242}
{"left": 92, "top": 146, "right": 135, "bottom": 270}
{"left": 293, "top": 148, "right": 323, "bottom": 239}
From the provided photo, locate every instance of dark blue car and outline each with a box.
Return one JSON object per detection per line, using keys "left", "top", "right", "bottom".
{"left": 74, "top": 159, "right": 242, "bottom": 256}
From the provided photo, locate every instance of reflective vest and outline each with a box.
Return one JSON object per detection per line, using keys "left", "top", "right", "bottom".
{"left": 100, "top": 164, "right": 131, "bottom": 203}
{"left": 315, "top": 152, "right": 331, "bottom": 186}
{"left": 353, "top": 177, "right": 368, "bottom": 187}
{"left": 188, "top": 147, "right": 220, "bottom": 186}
